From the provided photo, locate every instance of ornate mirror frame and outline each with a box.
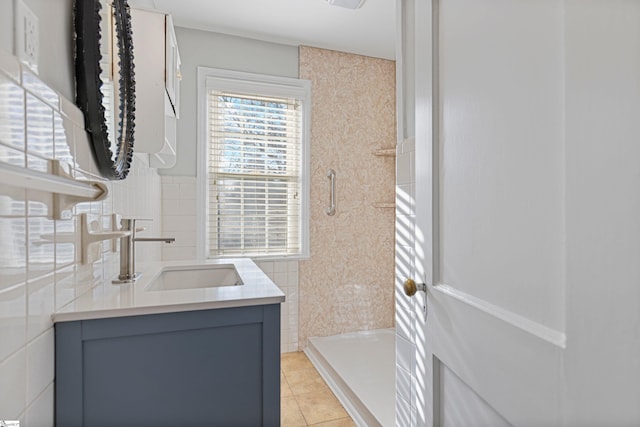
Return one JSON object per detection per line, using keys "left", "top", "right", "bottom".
{"left": 74, "top": 0, "right": 135, "bottom": 180}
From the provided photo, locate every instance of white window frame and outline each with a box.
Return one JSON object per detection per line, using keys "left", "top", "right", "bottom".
{"left": 196, "top": 67, "right": 311, "bottom": 260}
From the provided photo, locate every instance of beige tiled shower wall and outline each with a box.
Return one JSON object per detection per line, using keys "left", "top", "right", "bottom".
{"left": 298, "top": 46, "right": 396, "bottom": 347}
{"left": 0, "top": 51, "right": 162, "bottom": 424}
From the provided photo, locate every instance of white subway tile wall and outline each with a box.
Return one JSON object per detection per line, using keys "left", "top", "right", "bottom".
{"left": 0, "top": 52, "right": 162, "bottom": 424}
{"left": 395, "top": 137, "right": 418, "bottom": 426}
{"left": 256, "top": 259, "right": 299, "bottom": 353}
{"left": 160, "top": 176, "right": 198, "bottom": 261}
{"left": 160, "top": 176, "right": 300, "bottom": 353}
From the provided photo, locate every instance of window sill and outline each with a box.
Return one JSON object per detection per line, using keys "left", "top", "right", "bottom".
{"left": 208, "top": 253, "right": 310, "bottom": 262}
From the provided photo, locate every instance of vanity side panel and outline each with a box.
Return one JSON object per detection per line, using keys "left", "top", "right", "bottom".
{"left": 54, "top": 321, "right": 84, "bottom": 427}
{"left": 263, "top": 303, "right": 281, "bottom": 425}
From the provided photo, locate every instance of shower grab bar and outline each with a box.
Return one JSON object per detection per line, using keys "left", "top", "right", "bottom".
{"left": 326, "top": 169, "right": 336, "bottom": 216}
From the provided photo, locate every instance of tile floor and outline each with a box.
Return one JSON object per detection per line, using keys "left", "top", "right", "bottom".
{"left": 281, "top": 352, "right": 355, "bottom": 427}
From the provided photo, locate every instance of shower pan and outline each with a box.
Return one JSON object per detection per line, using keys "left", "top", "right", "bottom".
{"left": 305, "top": 328, "right": 395, "bottom": 427}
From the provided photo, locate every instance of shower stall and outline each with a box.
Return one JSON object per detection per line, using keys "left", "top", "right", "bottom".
{"left": 297, "top": 46, "right": 397, "bottom": 426}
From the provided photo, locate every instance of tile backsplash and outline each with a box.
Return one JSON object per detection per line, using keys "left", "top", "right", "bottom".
{"left": 255, "top": 259, "right": 299, "bottom": 353}
{"left": 160, "top": 176, "right": 198, "bottom": 261}
{"left": 0, "top": 51, "right": 162, "bottom": 424}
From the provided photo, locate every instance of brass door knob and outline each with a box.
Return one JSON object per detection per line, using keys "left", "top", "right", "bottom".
{"left": 403, "top": 278, "right": 426, "bottom": 297}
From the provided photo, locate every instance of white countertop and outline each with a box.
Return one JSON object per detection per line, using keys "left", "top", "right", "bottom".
{"left": 53, "top": 258, "right": 285, "bottom": 323}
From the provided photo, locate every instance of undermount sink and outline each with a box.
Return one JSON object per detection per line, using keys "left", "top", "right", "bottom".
{"left": 145, "top": 264, "right": 244, "bottom": 291}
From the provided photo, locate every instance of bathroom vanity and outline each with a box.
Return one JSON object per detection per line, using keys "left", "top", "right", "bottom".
{"left": 54, "top": 259, "right": 284, "bottom": 427}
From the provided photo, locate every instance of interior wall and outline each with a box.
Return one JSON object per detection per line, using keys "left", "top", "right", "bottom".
{"left": 0, "top": 0, "right": 13, "bottom": 54}
{"left": 0, "top": 0, "right": 75, "bottom": 101}
{"left": 298, "top": 46, "right": 396, "bottom": 347}
{"left": 161, "top": 27, "right": 299, "bottom": 176}
{"left": 395, "top": 0, "right": 420, "bottom": 423}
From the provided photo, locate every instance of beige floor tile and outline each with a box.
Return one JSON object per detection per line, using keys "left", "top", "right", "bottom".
{"left": 310, "top": 418, "right": 357, "bottom": 427}
{"left": 285, "top": 367, "right": 329, "bottom": 395}
{"left": 295, "top": 389, "right": 349, "bottom": 425}
{"left": 282, "top": 395, "right": 307, "bottom": 427}
{"left": 281, "top": 351, "right": 314, "bottom": 374}
{"left": 282, "top": 377, "right": 294, "bottom": 397}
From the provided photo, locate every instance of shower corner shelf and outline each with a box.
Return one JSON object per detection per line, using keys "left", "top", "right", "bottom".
{"left": 372, "top": 148, "right": 396, "bottom": 157}
{"left": 372, "top": 202, "right": 395, "bottom": 209}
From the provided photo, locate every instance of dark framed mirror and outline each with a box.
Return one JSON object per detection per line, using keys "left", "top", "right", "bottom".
{"left": 74, "top": 0, "right": 136, "bottom": 180}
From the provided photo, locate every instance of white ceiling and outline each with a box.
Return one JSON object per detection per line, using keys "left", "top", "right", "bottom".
{"left": 128, "top": 0, "right": 396, "bottom": 60}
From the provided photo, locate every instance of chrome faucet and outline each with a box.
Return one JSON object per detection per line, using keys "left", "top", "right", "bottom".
{"left": 113, "top": 218, "right": 175, "bottom": 284}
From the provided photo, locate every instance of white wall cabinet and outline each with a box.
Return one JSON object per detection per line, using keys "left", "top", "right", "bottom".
{"left": 130, "top": 7, "right": 181, "bottom": 168}
{"left": 164, "top": 16, "right": 181, "bottom": 117}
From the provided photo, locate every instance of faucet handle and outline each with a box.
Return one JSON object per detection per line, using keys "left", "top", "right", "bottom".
{"left": 119, "top": 217, "right": 153, "bottom": 231}
{"left": 110, "top": 215, "right": 151, "bottom": 251}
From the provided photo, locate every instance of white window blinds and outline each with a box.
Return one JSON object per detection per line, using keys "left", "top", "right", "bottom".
{"left": 208, "top": 90, "right": 303, "bottom": 256}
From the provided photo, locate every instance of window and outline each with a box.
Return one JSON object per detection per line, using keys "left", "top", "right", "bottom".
{"left": 197, "top": 67, "right": 310, "bottom": 259}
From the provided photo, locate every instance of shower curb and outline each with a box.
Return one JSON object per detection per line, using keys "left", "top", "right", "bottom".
{"left": 305, "top": 338, "right": 383, "bottom": 427}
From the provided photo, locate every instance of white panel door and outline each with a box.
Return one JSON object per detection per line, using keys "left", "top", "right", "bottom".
{"left": 405, "top": 0, "right": 640, "bottom": 426}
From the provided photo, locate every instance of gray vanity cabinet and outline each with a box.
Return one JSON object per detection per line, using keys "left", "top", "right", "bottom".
{"left": 55, "top": 304, "right": 280, "bottom": 426}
